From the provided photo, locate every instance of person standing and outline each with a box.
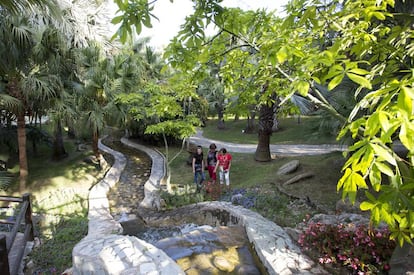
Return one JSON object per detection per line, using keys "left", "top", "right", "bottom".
{"left": 192, "top": 145, "right": 205, "bottom": 192}
{"left": 214, "top": 148, "right": 232, "bottom": 192}
{"left": 206, "top": 143, "right": 218, "bottom": 181}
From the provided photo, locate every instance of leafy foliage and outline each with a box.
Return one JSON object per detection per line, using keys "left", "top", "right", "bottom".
{"left": 0, "top": 171, "right": 13, "bottom": 191}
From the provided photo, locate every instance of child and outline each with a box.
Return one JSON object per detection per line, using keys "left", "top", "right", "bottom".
{"left": 214, "top": 148, "right": 232, "bottom": 192}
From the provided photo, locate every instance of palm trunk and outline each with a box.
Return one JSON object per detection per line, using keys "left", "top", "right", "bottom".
{"left": 255, "top": 84, "right": 275, "bottom": 162}
{"left": 53, "top": 119, "right": 68, "bottom": 160}
{"left": 255, "top": 102, "right": 274, "bottom": 162}
{"left": 92, "top": 130, "right": 100, "bottom": 157}
{"left": 17, "top": 112, "right": 28, "bottom": 192}
{"left": 67, "top": 124, "right": 76, "bottom": 138}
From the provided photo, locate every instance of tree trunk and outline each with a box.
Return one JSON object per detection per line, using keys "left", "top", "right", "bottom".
{"left": 217, "top": 105, "right": 225, "bottom": 129}
{"left": 67, "top": 125, "right": 76, "bottom": 139}
{"left": 272, "top": 97, "right": 280, "bottom": 132}
{"left": 53, "top": 119, "right": 68, "bottom": 160}
{"left": 17, "top": 112, "right": 28, "bottom": 192}
{"left": 255, "top": 85, "right": 275, "bottom": 162}
{"left": 244, "top": 111, "right": 256, "bottom": 133}
{"left": 92, "top": 130, "right": 100, "bottom": 157}
{"left": 255, "top": 102, "right": 274, "bottom": 161}
{"left": 272, "top": 117, "right": 279, "bottom": 132}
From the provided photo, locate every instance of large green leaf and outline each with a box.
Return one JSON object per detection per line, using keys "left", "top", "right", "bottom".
{"left": 328, "top": 73, "right": 344, "bottom": 91}
{"left": 346, "top": 72, "right": 372, "bottom": 89}
{"left": 370, "top": 143, "right": 397, "bottom": 166}
{"left": 276, "top": 46, "right": 288, "bottom": 64}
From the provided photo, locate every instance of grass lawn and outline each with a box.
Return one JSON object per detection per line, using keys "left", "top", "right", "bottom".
{"left": 202, "top": 116, "right": 342, "bottom": 145}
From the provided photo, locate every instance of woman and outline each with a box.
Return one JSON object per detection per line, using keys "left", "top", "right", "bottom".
{"left": 206, "top": 143, "right": 218, "bottom": 181}
{"left": 214, "top": 148, "right": 232, "bottom": 192}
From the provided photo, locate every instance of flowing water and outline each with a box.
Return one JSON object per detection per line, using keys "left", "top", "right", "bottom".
{"left": 103, "top": 137, "right": 266, "bottom": 274}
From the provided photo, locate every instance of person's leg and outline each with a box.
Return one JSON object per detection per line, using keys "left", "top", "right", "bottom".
{"left": 219, "top": 170, "right": 224, "bottom": 185}
{"left": 212, "top": 169, "right": 217, "bottom": 181}
{"left": 194, "top": 171, "right": 198, "bottom": 184}
{"left": 195, "top": 171, "right": 203, "bottom": 192}
{"left": 225, "top": 171, "right": 230, "bottom": 191}
{"left": 208, "top": 165, "right": 215, "bottom": 180}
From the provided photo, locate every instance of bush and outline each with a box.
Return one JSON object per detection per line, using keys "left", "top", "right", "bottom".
{"left": 298, "top": 221, "right": 396, "bottom": 274}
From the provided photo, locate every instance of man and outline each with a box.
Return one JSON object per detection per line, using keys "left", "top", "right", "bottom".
{"left": 192, "top": 145, "right": 205, "bottom": 192}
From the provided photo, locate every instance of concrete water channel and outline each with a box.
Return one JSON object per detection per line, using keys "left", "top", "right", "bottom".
{"left": 102, "top": 137, "right": 266, "bottom": 274}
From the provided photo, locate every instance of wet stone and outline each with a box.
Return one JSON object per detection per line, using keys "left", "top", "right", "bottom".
{"left": 150, "top": 225, "right": 260, "bottom": 274}
{"left": 214, "top": 256, "right": 235, "bottom": 272}
{"left": 236, "top": 264, "right": 261, "bottom": 275}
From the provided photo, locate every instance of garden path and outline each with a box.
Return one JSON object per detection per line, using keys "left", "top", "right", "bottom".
{"left": 189, "top": 129, "right": 347, "bottom": 156}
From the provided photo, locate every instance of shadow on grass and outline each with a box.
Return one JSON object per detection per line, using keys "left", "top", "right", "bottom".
{"left": 29, "top": 195, "right": 89, "bottom": 274}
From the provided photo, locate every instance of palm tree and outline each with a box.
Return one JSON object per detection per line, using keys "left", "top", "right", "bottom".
{"left": 0, "top": 0, "right": 61, "bottom": 17}
{"left": 77, "top": 44, "right": 124, "bottom": 158}
{"left": 0, "top": 12, "right": 65, "bottom": 191}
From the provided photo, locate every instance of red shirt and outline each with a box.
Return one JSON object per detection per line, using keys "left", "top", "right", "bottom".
{"left": 217, "top": 153, "right": 232, "bottom": 170}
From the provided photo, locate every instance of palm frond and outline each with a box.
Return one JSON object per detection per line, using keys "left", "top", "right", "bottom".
{"left": 0, "top": 94, "right": 21, "bottom": 110}
{"left": 21, "top": 74, "right": 62, "bottom": 101}
{"left": 290, "top": 94, "right": 316, "bottom": 115}
{"left": 1, "top": 0, "right": 62, "bottom": 20}
{"left": 0, "top": 171, "right": 13, "bottom": 191}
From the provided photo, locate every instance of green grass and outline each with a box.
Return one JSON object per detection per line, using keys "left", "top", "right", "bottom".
{"left": 202, "top": 116, "right": 340, "bottom": 144}
{"left": 1, "top": 141, "right": 101, "bottom": 196}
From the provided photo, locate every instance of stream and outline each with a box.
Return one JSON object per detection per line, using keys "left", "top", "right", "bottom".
{"left": 103, "top": 137, "right": 266, "bottom": 274}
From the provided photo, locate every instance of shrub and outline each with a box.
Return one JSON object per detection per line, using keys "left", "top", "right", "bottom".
{"left": 298, "top": 221, "right": 396, "bottom": 274}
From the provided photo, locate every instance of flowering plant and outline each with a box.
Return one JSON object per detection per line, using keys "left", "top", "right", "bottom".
{"left": 298, "top": 221, "right": 395, "bottom": 274}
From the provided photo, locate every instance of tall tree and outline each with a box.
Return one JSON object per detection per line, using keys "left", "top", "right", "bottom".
{"left": 0, "top": 12, "right": 64, "bottom": 191}
{"left": 77, "top": 44, "right": 127, "bottom": 158}
{"left": 0, "top": 0, "right": 61, "bottom": 17}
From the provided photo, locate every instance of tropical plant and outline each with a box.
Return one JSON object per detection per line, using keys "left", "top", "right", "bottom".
{"left": 76, "top": 44, "right": 123, "bottom": 157}
{"left": 0, "top": 0, "right": 61, "bottom": 17}
{"left": 0, "top": 11, "right": 66, "bottom": 191}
